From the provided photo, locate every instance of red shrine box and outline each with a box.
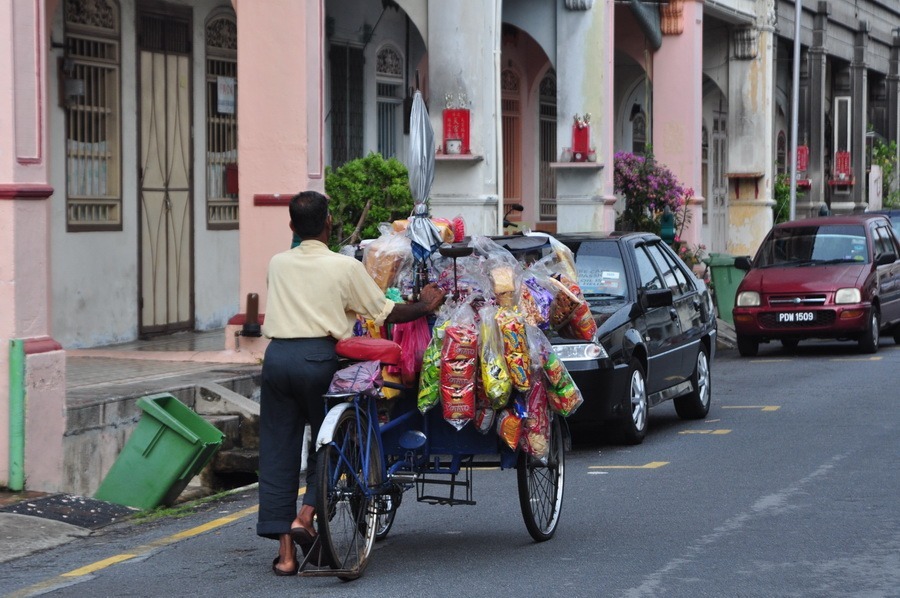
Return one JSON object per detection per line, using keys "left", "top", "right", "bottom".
{"left": 443, "top": 109, "right": 470, "bottom": 154}
{"left": 572, "top": 125, "right": 590, "bottom": 162}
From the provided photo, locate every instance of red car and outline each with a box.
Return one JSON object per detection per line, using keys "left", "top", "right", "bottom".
{"left": 732, "top": 214, "right": 900, "bottom": 356}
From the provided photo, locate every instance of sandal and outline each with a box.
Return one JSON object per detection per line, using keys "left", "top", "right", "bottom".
{"left": 272, "top": 554, "right": 299, "bottom": 577}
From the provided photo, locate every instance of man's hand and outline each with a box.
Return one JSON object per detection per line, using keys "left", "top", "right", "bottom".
{"left": 418, "top": 283, "right": 447, "bottom": 312}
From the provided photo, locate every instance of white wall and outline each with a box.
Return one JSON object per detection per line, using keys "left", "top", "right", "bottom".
{"left": 48, "top": 0, "right": 239, "bottom": 348}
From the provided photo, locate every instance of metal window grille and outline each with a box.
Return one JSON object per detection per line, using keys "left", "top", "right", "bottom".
{"left": 502, "top": 69, "right": 522, "bottom": 210}
{"left": 206, "top": 14, "right": 238, "bottom": 230}
{"left": 330, "top": 45, "right": 365, "bottom": 167}
{"left": 539, "top": 74, "right": 557, "bottom": 221}
{"left": 377, "top": 82, "right": 401, "bottom": 159}
{"left": 64, "top": 8, "right": 122, "bottom": 232}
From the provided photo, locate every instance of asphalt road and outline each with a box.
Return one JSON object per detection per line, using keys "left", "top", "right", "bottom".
{"left": 2, "top": 340, "right": 899, "bottom": 598}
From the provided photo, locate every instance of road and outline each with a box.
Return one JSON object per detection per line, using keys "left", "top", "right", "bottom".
{"left": 2, "top": 340, "right": 899, "bottom": 598}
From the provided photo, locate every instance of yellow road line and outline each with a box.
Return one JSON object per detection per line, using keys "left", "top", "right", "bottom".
{"left": 589, "top": 461, "right": 669, "bottom": 470}
{"left": 8, "top": 493, "right": 268, "bottom": 597}
{"left": 722, "top": 405, "right": 780, "bottom": 411}
{"left": 830, "top": 356, "right": 882, "bottom": 362}
{"left": 678, "top": 429, "right": 731, "bottom": 435}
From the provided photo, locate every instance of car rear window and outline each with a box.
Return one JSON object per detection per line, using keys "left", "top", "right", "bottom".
{"left": 572, "top": 241, "right": 628, "bottom": 298}
{"left": 755, "top": 225, "right": 869, "bottom": 267}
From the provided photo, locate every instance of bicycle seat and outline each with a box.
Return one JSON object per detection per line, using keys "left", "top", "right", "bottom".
{"left": 336, "top": 337, "right": 402, "bottom": 366}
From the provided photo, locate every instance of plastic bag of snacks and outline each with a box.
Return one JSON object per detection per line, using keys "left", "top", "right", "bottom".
{"left": 544, "top": 275, "right": 582, "bottom": 329}
{"left": 440, "top": 302, "right": 478, "bottom": 430}
{"left": 478, "top": 304, "right": 513, "bottom": 410}
{"left": 526, "top": 323, "right": 583, "bottom": 417}
{"left": 496, "top": 306, "right": 530, "bottom": 392}
{"left": 522, "top": 377, "right": 551, "bottom": 461}
{"left": 520, "top": 275, "right": 554, "bottom": 330}
{"left": 553, "top": 274, "right": 598, "bottom": 341}
{"left": 470, "top": 235, "right": 524, "bottom": 308}
{"left": 527, "top": 232, "right": 577, "bottom": 282}
{"left": 362, "top": 226, "right": 414, "bottom": 291}
{"left": 388, "top": 315, "right": 432, "bottom": 386}
{"left": 418, "top": 317, "right": 449, "bottom": 414}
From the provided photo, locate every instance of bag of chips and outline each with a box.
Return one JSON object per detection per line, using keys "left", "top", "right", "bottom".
{"left": 522, "top": 377, "right": 551, "bottom": 461}
{"left": 440, "top": 302, "right": 478, "bottom": 430}
{"left": 496, "top": 408, "right": 523, "bottom": 451}
{"left": 418, "top": 320, "right": 449, "bottom": 414}
{"left": 496, "top": 306, "right": 530, "bottom": 392}
{"left": 478, "top": 305, "right": 512, "bottom": 410}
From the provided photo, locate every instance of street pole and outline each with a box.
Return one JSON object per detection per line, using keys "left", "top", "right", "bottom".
{"left": 789, "top": 0, "right": 802, "bottom": 221}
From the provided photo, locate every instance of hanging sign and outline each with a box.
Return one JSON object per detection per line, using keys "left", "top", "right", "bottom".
{"left": 217, "top": 76, "right": 236, "bottom": 114}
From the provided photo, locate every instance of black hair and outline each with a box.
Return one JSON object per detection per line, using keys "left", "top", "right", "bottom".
{"left": 289, "top": 191, "right": 329, "bottom": 238}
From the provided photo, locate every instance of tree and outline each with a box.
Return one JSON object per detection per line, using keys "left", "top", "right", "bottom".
{"left": 324, "top": 153, "right": 414, "bottom": 248}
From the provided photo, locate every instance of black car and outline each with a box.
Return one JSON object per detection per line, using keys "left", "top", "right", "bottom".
{"left": 494, "top": 232, "right": 716, "bottom": 444}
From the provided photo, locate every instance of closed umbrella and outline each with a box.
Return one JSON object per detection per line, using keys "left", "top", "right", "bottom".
{"left": 405, "top": 90, "right": 442, "bottom": 294}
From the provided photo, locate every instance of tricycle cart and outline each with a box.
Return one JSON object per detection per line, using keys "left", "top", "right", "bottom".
{"left": 301, "top": 240, "right": 571, "bottom": 580}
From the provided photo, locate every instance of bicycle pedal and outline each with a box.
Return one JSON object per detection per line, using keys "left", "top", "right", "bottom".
{"left": 389, "top": 471, "right": 418, "bottom": 484}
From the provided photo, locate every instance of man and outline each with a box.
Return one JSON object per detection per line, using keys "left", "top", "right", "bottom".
{"left": 258, "top": 190, "right": 445, "bottom": 575}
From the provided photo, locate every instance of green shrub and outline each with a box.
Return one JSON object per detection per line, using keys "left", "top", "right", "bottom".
{"left": 324, "top": 153, "right": 414, "bottom": 248}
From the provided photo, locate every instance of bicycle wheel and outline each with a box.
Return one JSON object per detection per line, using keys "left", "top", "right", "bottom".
{"left": 316, "top": 407, "right": 378, "bottom": 579}
{"left": 517, "top": 415, "right": 565, "bottom": 542}
{"left": 374, "top": 487, "right": 400, "bottom": 541}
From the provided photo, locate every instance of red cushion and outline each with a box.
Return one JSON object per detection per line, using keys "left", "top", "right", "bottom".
{"left": 336, "top": 337, "right": 402, "bottom": 366}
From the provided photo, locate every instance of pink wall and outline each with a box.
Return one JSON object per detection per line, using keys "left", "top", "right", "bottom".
{"left": 235, "top": 0, "right": 323, "bottom": 313}
{"left": 652, "top": 1, "right": 704, "bottom": 246}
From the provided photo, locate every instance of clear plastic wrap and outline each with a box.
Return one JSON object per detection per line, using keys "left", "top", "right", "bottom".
{"left": 439, "top": 302, "right": 478, "bottom": 430}
{"left": 495, "top": 306, "right": 531, "bottom": 392}
{"left": 363, "top": 225, "right": 414, "bottom": 291}
{"left": 327, "top": 361, "right": 382, "bottom": 396}
{"left": 478, "top": 304, "right": 513, "bottom": 410}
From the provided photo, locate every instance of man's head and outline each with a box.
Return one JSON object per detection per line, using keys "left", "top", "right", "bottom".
{"left": 289, "top": 191, "right": 331, "bottom": 240}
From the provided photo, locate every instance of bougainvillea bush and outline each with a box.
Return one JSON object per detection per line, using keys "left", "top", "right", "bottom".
{"left": 613, "top": 151, "right": 692, "bottom": 235}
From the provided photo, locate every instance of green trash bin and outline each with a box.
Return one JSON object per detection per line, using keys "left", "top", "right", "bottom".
{"left": 95, "top": 393, "right": 225, "bottom": 510}
{"left": 704, "top": 253, "right": 745, "bottom": 325}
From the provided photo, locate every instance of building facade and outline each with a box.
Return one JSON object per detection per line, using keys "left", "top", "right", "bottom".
{"left": 1, "top": 0, "right": 898, "bottom": 492}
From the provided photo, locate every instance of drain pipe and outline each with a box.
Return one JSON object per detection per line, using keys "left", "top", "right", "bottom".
{"left": 8, "top": 339, "right": 25, "bottom": 491}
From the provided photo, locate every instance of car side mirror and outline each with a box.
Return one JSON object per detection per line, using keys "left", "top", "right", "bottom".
{"left": 875, "top": 252, "right": 897, "bottom": 267}
{"left": 734, "top": 256, "right": 753, "bottom": 271}
{"left": 641, "top": 287, "right": 674, "bottom": 309}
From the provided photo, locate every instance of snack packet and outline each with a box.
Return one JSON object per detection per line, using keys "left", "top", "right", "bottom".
{"left": 478, "top": 305, "right": 512, "bottom": 409}
{"left": 522, "top": 377, "right": 550, "bottom": 461}
{"left": 496, "top": 408, "right": 523, "bottom": 451}
{"left": 496, "top": 306, "right": 530, "bottom": 392}
{"left": 418, "top": 320, "right": 448, "bottom": 413}
{"left": 439, "top": 302, "right": 478, "bottom": 430}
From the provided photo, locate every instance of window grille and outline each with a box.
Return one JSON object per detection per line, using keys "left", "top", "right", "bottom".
{"left": 64, "top": 0, "right": 121, "bottom": 231}
{"left": 206, "top": 13, "right": 238, "bottom": 229}
{"left": 538, "top": 73, "right": 557, "bottom": 221}
{"left": 502, "top": 69, "right": 522, "bottom": 210}
{"left": 330, "top": 45, "right": 365, "bottom": 167}
{"left": 376, "top": 45, "right": 403, "bottom": 160}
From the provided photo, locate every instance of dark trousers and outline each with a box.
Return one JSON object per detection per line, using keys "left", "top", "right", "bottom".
{"left": 256, "top": 337, "right": 338, "bottom": 540}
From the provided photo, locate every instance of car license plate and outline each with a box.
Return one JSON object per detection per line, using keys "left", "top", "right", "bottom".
{"left": 777, "top": 311, "right": 815, "bottom": 323}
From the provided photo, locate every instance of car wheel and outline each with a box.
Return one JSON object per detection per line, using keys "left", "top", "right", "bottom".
{"left": 674, "top": 344, "right": 711, "bottom": 419}
{"left": 858, "top": 307, "right": 880, "bottom": 354}
{"left": 736, "top": 334, "right": 759, "bottom": 357}
{"left": 619, "top": 359, "right": 648, "bottom": 445}
{"left": 781, "top": 339, "right": 799, "bottom": 351}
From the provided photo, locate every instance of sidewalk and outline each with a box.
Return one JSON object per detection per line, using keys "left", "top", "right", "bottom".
{"left": 1, "top": 328, "right": 262, "bottom": 564}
